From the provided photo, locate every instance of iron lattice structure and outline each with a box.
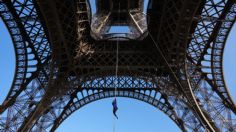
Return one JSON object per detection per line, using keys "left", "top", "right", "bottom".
{"left": 0, "top": 0, "right": 236, "bottom": 131}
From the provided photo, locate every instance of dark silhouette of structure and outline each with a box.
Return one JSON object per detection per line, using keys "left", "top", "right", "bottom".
{"left": 0, "top": 0, "right": 235, "bottom": 131}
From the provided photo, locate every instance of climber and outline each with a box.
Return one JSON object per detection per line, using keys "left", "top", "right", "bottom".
{"left": 112, "top": 98, "right": 118, "bottom": 119}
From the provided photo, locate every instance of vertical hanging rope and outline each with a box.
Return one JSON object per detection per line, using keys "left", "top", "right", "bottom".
{"left": 113, "top": 2, "right": 121, "bottom": 132}
{"left": 115, "top": 40, "right": 119, "bottom": 97}
{"left": 113, "top": 40, "right": 119, "bottom": 132}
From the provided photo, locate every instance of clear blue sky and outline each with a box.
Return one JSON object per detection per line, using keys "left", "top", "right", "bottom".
{"left": 0, "top": 1, "right": 235, "bottom": 132}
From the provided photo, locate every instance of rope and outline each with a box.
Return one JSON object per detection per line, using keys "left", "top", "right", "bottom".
{"left": 148, "top": 31, "right": 209, "bottom": 130}
{"left": 115, "top": 40, "right": 119, "bottom": 97}
{"left": 113, "top": 2, "right": 121, "bottom": 132}
{"left": 148, "top": 31, "right": 183, "bottom": 89}
{"left": 113, "top": 28, "right": 119, "bottom": 132}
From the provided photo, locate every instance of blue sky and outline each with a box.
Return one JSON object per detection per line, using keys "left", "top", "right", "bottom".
{"left": 0, "top": 1, "right": 236, "bottom": 132}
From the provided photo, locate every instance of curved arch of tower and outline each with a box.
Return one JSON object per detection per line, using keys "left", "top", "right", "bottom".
{"left": 0, "top": 0, "right": 235, "bottom": 131}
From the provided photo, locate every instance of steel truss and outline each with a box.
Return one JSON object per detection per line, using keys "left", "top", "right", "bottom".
{"left": 0, "top": 0, "right": 235, "bottom": 131}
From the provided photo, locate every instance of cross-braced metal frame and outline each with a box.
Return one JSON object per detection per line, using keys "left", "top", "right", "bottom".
{"left": 0, "top": 0, "right": 235, "bottom": 131}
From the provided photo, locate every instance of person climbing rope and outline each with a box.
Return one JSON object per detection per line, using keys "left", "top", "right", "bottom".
{"left": 112, "top": 98, "right": 118, "bottom": 119}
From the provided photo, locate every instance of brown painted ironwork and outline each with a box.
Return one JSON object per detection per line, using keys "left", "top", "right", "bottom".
{"left": 0, "top": 0, "right": 235, "bottom": 131}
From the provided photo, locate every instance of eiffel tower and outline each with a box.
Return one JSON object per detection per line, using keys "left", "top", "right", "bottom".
{"left": 0, "top": 0, "right": 235, "bottom": 131}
